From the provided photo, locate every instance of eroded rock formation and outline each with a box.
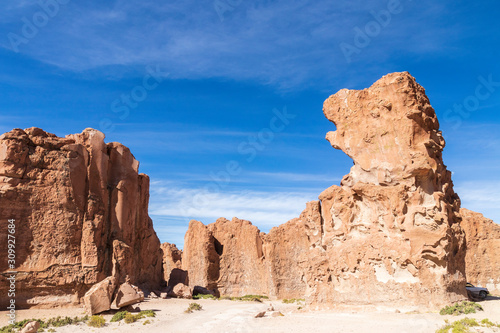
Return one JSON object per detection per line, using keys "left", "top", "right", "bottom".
{"left": 0, "top": 128, "right": 163, "bottom": 308}
{"left": 182, "top": 72, "right": 468, "bottom": 309}
{"left": 161, "top": 242, "right": 186, "bottom": 287}
{"left": 311, "top": 71, "right": 466, "bottom": 307}
{"left": 460, "top": 208, "right": 500, "bottom": 293}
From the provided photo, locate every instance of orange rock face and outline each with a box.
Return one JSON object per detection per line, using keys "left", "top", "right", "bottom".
{"left": 0, "top": 128, "right": 163, "bottom": 308}
{"left": 182, "top": 72, "right": 468, "bottom": 309}
{"left": 161, "top": 242, "right": 186, "bottom": 287}
{"left": 460, "top": 208, "right": 500, "bottom": 293}
{"left": 311, "top": 72, "right": 466, "bottom": 307}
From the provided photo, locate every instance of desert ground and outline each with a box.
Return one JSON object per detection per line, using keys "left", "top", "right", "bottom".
{"left": 2, "top": 296, "right": 500, "bottom": 333}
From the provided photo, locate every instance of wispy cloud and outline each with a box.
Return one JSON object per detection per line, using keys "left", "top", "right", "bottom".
{"left": 0, "top": 0, "right": 461, "bottom": 90}
{"left": 456, "top": 181, "right": 500, "bottom": 223}
{"left": 148, "top": 182, "right": 319, "bottom": 242}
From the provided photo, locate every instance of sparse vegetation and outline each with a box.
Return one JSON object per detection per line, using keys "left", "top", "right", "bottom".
{"left": 231, "top": 295, "right": 269, "bottom": 302}
{"left": 111, "top": 310, "right": 156, "bottom": 324}
{"left": 480, "top": 318, "right": 500, "bottom": 328}
{"left": 0, "top": 315, "right": 89, "bottom": 333}
{"left": 122, "top": 310, "right": 156, "bottom": 324}
{"left": 439, "top": 301, "right": 483, "bottom": 316}
{"left": 87, "top": 315, "right": 105, "bottom": 328}
{"left": 110, "top": 311, "right": 128, "bottom": 322}
{"left": 216, "top": 294, "right": 269, "bottom": 302}
{"left": 143, "top": 319, "right": 151, "bottom": 325}
{"left": 282, "top": 298, "right": 305, "bottom": 304}
{"left": 185, "top": 302, "right": 203, "bottom": 313}
{"left": 436, "top": 317, "right": 500, "bottom": 333}
{"left": 124, "top": 313, "right": 138, "bottom": 324}
{"left": 193, "top": 294, "right": 217, "bottom": 300}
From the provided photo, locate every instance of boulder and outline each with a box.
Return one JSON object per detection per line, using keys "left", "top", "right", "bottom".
{"left": 254, "top": 311, "right": 266, "bottom": 318}
{"left": 20, "top": 321, "right": 40, "bottom": 333}
{"left": 172, "top": 283, "right": 193, "bottom": 299}
{"left": 193, "top": 285, "right": 215, "bottom": 296}
{"left": 0, "top": 128, "right": 163, "bottom": 308}
{"left": 83, "top": 276, "right": 117, "bottom": 315}
{"left": 114, "top": 282, "right": 145, "bottom": 308}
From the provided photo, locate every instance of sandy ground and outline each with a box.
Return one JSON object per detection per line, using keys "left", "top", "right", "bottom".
{"left": 1, "top": 296, "right": 500, "bottom": 333}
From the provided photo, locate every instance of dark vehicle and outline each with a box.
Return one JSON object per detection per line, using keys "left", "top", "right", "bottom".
{"left": 466, "top": 282, "right": 489, "bottom": 299}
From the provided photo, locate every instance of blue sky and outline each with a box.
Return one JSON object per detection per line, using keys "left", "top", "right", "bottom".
{"left": 1, "top": 0, "right": 499, "bottom": 248}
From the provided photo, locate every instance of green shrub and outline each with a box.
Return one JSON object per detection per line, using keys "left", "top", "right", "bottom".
{"left": 480, "top": 318, "right": 500, "bottom": 328}
{"left": 124, "top": 313, "right": 138, "bottom": 324}
{"left": 139, "top": 310, "right": 156, "bottom": 318}
{"left": 1, "top": 316, "right": 88, "bottom": 333}
{"left": 193, "top": 294, "right": 217, "bottom": 300}
{"left": 185, "top": 302, "right": 203, "bottom": 313}
{"left": 226, "top": 295, "right": 269, "bottom": 302}
{"left": 110, "top": 311, "right": 128, "bottom": 322}
{"left": 143, "top": 320, "right": 151, "bottom": 325}
{"left": 439, "top": 301, "right": 483, "bottom": 315}
{"left": 434, "top": 317, "right": 500, "bottom": 333}
{"left": 282, "top": 298, "right": 305, "bottom": 304}
{"left": 87, "top": 315, "right": 105, "bottom": 328}
{"left": 116, "top": 310, "right": 156, "bottom": 324}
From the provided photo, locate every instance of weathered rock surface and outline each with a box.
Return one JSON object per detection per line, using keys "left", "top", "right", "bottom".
{"left": 181, "top": 220, "right": 220, "bottom": 291}
{"left": 460, "top": 208, "right": 500, "bottom": 293}
{"left": 83, "top": 276, "right": 117, "bottom": 315}
{"left": 182, "top": 72, "right": 468, "bottom": 309}
{"left": 0, "top": 128, "right": 163, "bottom": 308}
{"left": 114, "top": 282, "right": 145, "bottom": 308}
{"left": 303, "top": 72, "right": 466, "bottom": 308}
{"left": 172, "top": 283, "right": 192, "bottom": 299}
{"left": 20, "top": 321, "right": 40, "bottom": 333}
{"left": 161, "top": 242, "right": 187, "bottom": 287}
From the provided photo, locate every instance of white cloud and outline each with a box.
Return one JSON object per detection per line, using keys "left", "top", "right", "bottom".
{"left": 149, "top": 181, "right": 318, "bottom": 229}
{"left": 455, "top": 181, "right": 500, "bottom": 223}
{"left": 0, "top": 0, "right": 460, "bottom": 90}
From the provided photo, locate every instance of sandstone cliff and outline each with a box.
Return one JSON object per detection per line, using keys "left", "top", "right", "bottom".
{"left": 460, "top": 208, "right": 500, "bottom": 293}
{"left": 182, "top": 72, "right": 468, "bottom": 309}
{"left": 0, "top": 128, "right": 163, "bottom": 308}
{"left": 161, "top": 242, "right": 186, "bottom": 287}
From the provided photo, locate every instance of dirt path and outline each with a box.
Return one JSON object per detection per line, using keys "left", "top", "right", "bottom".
{"left": 2, "top": 297, "right": 500, "bottom": 333}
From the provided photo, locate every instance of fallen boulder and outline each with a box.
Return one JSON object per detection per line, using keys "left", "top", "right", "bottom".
{"left": 20, "top": 321, "right": 40, "bottom": 333}
{"left": 172, "top": 284, "right": 193, "bottom": 299}
{"left": 114, "top": 282, "right": 145, "bottom": 308}
{"left": 83, "top": 276, "right": 117, "bottom": 315}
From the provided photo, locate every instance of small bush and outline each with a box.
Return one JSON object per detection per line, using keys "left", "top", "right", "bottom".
{"left": 110, "top": 311, "right": 128, "bottom": 322}
{"left": 143, "top": 320, "right": 151, "bottom": 325}
{"left": 282, "top": 298, "right": 305, "bottom": 304}
{"left": 139, "top": 310, "right": 156, "bottom": 318}
{"left": 124, "top": 313, "right": 138, "bottom": 324}
{"left": 434, "top": 317, "right": 500, "bottom": 333}
{"left": 242, "top": 295, "right": 269, "bottom": 300}
{"left": 87, "top": 315, "right": 105, "bottom": 328}
{"left": 185, "top": 302, "right": 203, "bottom": 313}
{"left": 439, "top": 301, "right": 483, "bottom": 316}
{"left": 1, "top": 316, "right": 89, "bottom": 333}
{"left": 227, "top": 295, "right": 269, "bottom": 302}
{"left": 480, "top": 318, "right": 500, "bottom": 328}
{"left": 193, "top": 294, "right": 217, "bottom": 300}
{"left": 117, "top": 310, "right": 156, "bottom": 324}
